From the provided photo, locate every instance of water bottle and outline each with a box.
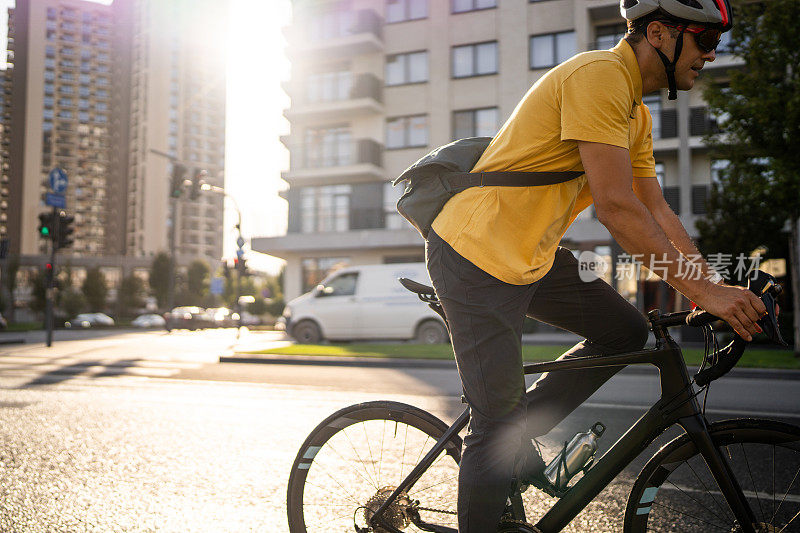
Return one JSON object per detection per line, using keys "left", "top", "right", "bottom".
{"left": 543, "top": 422, "right": 606, "bottom": 491}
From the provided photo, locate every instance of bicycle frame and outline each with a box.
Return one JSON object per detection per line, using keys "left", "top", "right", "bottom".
{"left": 369, "top": 329, "right": 759, "bottom": 533}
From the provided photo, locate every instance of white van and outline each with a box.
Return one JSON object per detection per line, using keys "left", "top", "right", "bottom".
{"left": 278, "top": 263, "right": 449, "bottom": 344}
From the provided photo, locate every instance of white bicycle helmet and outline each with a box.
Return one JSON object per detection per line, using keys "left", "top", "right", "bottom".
{"left": 620, "top": 0, "right": 732, "bottom": 99}
{"left": 621, "top": 0, "right": 732, "bottom": 31}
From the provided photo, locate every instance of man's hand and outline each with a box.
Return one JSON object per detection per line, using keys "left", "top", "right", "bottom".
{"left": 692, "top": 283, "right": 766, "bottom": 341}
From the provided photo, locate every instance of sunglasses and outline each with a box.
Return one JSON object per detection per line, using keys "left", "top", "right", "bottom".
{"left": 661, "top": 22, "right": 722, "bottom": 53}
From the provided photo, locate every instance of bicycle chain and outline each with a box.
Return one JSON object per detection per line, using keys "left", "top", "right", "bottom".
{"left": 415, "top": 505, "right": 457, "bottom": 515}
{"left": 414, "top": 507, "right": 541, "bottom": 533}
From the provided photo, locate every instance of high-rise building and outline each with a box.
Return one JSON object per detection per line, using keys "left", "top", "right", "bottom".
{"left": 254, "top": 0, "right": 736, "bottom": 303}
{"left": 0, "top": 0, "right": 227, "bottom": 266}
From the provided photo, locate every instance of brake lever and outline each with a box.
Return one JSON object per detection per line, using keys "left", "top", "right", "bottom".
{"left": 748, "top": 272, "right": 788, "bottom": 347}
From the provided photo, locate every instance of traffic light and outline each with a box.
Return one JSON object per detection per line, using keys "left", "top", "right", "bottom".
{"left": 190, "top": 169, "right": 207, "bottom": 200}
{"left": 56, "top": 211, "right": 75, "bottom": 250}
{"left": 38, "top": 212, "right": 55, "bottom": 239}
{"left": 170, "top": 163, "right": 187, "bottom": 198}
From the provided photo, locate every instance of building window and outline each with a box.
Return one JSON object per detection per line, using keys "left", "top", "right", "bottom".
{"left": 452, "top": 41, "right": 498, "bottom": 78}
{"left": 304, "top": 126, "right": 352, "bottom": 167}
{"left": 453, "top": 0, "right": 496, "bottom": 12}
{"left": 301, "top": 257, "right": 349, "bottom": 293}
{"left": 45, "top": 83, "right": 54, "bottom": 95}
{"left": 643, "top": 95, "right": 661, "bottom": 139}
{"left": 453, "top": 107, "right": 499, "bottom": 139}
{"left": 300, "top": 185, "right": 352, "bottom": 233}
{"left": 386, "top": 51, "right": 428, "bottom": 85}
{"left": 387, "top": 0, "right": 428, "bottom": 23}
{"left": 530, "top": 31, "right": 576, "bottom": 69}
{"left": 387, "top": 115, "right": 428, "bottom": 149}
{"left": 384, "top": 182, "right": 406, "bottom": 229}
{"left": 594, "top": 23, "right": 626, "bottom": 50}
{"left": 44, "top": 96, "right": 54, "bottom": 108}
{"left": 79, "top": 111, "right": 89, "bottom": 123}
{"left": 307, "top": 69, "right": 353, "bottom": 103}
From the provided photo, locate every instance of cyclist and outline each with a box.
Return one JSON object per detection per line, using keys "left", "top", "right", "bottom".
{"left": 424, "top": 0, "right": 766, "bottom": 531}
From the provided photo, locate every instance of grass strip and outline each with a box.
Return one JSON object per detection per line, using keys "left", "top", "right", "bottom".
{"left": 244, "top": 343, "right": 799, "bottom": 370}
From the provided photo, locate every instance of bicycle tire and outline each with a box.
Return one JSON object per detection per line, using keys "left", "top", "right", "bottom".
{"left": 623, "top": 418, "right": 800, "bottom": 532}
{"left": 287, "top": 400, "right": 463, "bottom": 533}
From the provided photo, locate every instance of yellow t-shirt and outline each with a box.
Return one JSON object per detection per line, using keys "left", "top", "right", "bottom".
{"left": 431, "top": 39, "right": 656, "bottom": 285}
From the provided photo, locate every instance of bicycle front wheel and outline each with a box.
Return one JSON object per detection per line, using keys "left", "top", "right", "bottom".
{"left": 287, "top": 401, "right": 462, "bottom": 533}
{"left": 624, "top": 418, "right": 800, "bottom": 533}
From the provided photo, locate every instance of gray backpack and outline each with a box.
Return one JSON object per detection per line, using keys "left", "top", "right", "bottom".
{"left": 392, "top": 137, "right": 584, "bottom": 239}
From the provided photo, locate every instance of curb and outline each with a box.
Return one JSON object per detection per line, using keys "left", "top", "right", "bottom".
{"left": 219, "top": 353, "right": 800, "bottom": 381}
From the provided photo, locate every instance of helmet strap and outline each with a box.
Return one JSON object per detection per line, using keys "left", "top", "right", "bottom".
{"left": 650, "top": 26, "right": 686, "bottom": 101}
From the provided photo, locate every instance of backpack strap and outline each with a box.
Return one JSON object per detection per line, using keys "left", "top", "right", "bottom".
{"left": 444, "top": 170, "right": 584, "bottom": 192}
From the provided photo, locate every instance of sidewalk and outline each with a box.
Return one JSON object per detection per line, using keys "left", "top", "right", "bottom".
{"left": 222, "top": 331, "right": 800, "bottom": 381}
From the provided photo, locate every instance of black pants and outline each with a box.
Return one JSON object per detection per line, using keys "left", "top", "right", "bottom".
{"left": 425, "top": 230, "right": 649, "bottom": 532}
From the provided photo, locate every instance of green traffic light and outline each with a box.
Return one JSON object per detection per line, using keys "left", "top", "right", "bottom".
{"left": 41, "top": 227, "right": 49, "bottom": 236}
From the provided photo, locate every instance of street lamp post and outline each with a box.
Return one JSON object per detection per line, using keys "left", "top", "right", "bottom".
{"left": 200, "top": 183, "right": 246, "bottom": 335}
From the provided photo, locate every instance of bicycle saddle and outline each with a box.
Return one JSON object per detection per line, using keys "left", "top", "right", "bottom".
{"left": 399, "top": 277, "right": 436, "bottom": 296}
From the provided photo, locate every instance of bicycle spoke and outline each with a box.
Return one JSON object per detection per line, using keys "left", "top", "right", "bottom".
{"left": 684, "top": 456, "right": 734, "bottom": 523}
{"left": 740, "top": 442, "right": 766, "bottom": 522}
{"left": 778, "top": 508, "right": 800, "bottom": 533}
{"left": 361, "top": 422, "right": 380, "bottom": 487}
{"left": 304, "top": 477, "right": 362, "bottom": 508}
{"left": 774, "top": 445, "right": 777, "bottom": 523}
{"left": 378, "top": 419, "right": 386, "bottom": 489}
{"left": 771, "top": 461, "right": 800, "bottom": 523}
{"left": 317, "top": 440, "right": 378, "bottom": 490}
{"left": 650, "top": 499, "right": 731, "bottom": 531}
{"left": 400, "top": 421, "right": 409, "bottom": 482}
{"left": 341, "top": 425, "right": 378, "bottom": 489}
{"left": 665, "top": 470, "right": 731, "bottom": 525}
{"left": 305, "top": 508, "right": 359, "bottom": 530}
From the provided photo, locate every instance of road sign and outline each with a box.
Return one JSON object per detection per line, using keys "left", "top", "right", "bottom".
{"left": 210, "top": 277, "right": 224, "bottom": 295}
{"left": 236, "top": 236, "right": 245, "bottom": 249}
{"left": 45, "top": 193, "right": 66, "bottom": 208}
{"left": 49, "top": 168, "right": 68, "bottom": 194}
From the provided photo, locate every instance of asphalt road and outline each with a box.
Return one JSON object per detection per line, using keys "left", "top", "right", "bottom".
{"left": 0, "top": 329, "right": 798, "bottom": 532}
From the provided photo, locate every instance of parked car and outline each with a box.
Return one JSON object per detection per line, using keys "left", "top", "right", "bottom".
{"left": 66, "top": 313, "right": 115, "bottom": 328}
{"left": 131, "top": 313, "right": 167, "bottom": 328}
{"left": 203, "top": 307, "right": 235, "bottom": 328}
{"left": 166, "top": 306, "right": 206, "bottom": 330}
{"left": 279, "top": 263, "right": 448, "bottom": 344}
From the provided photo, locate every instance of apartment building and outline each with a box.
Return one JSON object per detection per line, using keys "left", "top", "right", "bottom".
{"left": 1, "top": 0, "right": 227, "bottom": 266}
{"left": 253, "top": 0, "right": 735, "bottom": 301}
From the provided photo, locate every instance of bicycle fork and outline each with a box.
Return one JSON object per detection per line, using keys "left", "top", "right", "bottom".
{"left": 679, "top": 415, "right": 758, "bottom": 533}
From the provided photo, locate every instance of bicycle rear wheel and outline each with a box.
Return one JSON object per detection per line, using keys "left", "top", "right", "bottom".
{"left": 624, "top": 418, "right": 800, "bottom": 532}
{"left": 287, "top": 401, "right": 462, "bottom": 532}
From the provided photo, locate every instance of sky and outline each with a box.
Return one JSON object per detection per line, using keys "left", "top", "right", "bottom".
{"left": 0, "top": 0, "right": 292, "bottom": 274}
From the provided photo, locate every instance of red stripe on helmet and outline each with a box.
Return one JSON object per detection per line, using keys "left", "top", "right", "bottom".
{"left": 716, "top": 0, "right": 730, "bottom": 27}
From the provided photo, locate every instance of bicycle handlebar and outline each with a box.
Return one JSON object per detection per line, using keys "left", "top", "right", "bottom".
{"left": 651, "top": 270, "right": 786, "bottom": 386}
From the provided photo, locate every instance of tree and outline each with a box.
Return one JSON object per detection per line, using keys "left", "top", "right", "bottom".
{"left": 149, "top": 252, "right": 172, "bottom": 309}
{"left": 81, "top": 267, "right": 108, "bottom": 312}
{"left": 59, "top": 288, "right": 87, "bottom": 319}
{"left": 1, "top": 255, "right": 20, "bottom": 321}
{"left": 29, "top": 269, "right": 47, "bottom": 315}
{"left": 185, "top": 260, "right": 209, "bottom": 306}
{"left": 698, "top": 0, "right": 800, "bottom": 352}
{"left": 118, "top": 274, "right": 146, "bottom": 318}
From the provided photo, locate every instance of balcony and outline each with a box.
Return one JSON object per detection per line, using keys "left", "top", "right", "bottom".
{"left": 282, "top": 139, "right": 383, "bottom": 186}
{"left": 284, "top": 73, "right": 383, "bottom": 122}
{"left": 286, "top": 9, "right": 384, "bottom": 61}
{"left": 252, "top": 226, "right": 421, "bottom": 255}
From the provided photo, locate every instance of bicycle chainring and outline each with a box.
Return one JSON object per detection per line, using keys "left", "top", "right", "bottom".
{"left": 362, "top": 486, "right": 413, "bottom": 532}
{"left": 497, "top": 518, "right": 542, "bottom": 532}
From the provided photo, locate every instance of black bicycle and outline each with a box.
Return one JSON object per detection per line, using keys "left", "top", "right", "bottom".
{"left": 287, "top": 270, "right": 799, "bottom": 533}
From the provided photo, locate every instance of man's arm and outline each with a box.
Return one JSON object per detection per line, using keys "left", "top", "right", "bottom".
{"left": 578, "top": 140, "right": 765, "bottom": 340}
{"left": 632, "top": 176, "right": 720, "bottom": 282}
